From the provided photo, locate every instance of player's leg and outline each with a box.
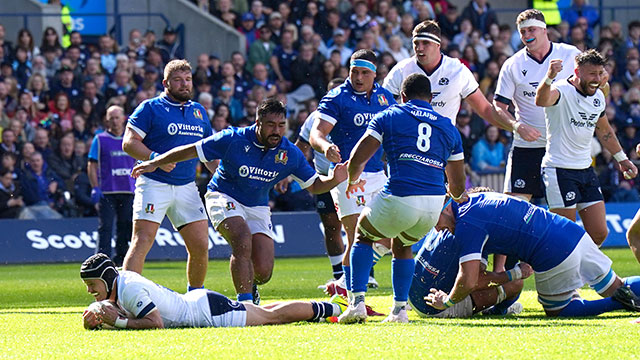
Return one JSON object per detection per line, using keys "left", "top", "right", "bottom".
{"left": 123, "top": 220, "right": 160, "bottom": 273}
{"left": 626, "top": 209, "right": 640, "bottom": 263}
{"left": 383, "top": 236, "right": 415, "bottom": 323}
{"left": 179, "top": 220, "right": 210, "bottom": 289}
{"left": 503, "top": 146, "right": 539, "bottom": 202}
{"left": 578, "top": 201, "right": 608, "bottom": 246}
{"left": 96, "top": 194, "right": 116, "bottom": 257}
{"left": 114, "top": 194, "right": 134, "bottom": 266}
{"left": 473, "top": 280, "right": 524, "bottom": 315}
{"left": 217, "top": 216, "right": 254, "bottom": 300}
{"left": 244, "top": 300, "right": 343, "bottom": 325}
{"left": 318, "top": 206, "right": 345, "bottom": 280}
{"left": 252, "top": 233, "right": 274, "bottom": 285}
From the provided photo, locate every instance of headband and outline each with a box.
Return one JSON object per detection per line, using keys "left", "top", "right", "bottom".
{"left": 413, "top": 32, "right": 441, "bottom": 45}
{"left": 517, "top": 19, "right": 547, "bottom": 31}
{"left": 350, "top": 59, "right": 377, "bottom": 72}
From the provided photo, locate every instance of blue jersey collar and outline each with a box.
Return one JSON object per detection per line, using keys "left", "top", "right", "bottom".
{"left": 247, "top": 124, "right": 280, "bottom": 151}
{"left": 406, "top": 99, "right": 433, "bottom": 110}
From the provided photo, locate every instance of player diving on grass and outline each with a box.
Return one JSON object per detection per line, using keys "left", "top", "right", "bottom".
{"left": 426, "top": 189, "right": 640, "bottom": 317}
{"left": 338, "top": 73, "right": 467, "bottom": 323}
{"left": 81, "top": 254, "right": 346, "bottom": 329}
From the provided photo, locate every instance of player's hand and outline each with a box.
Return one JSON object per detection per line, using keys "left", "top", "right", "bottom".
{"left": 331, "top": 161, "right": 349, "bottom": 184}
{"left": 516, "top": 122, "right": 542, "bottom": 142}
{"left": 131, "top": 161, "right": 159, "bottom": 178}
{"left": 636, "top": 143, "right": 640, "bottom": 157}
{"left": 518, "top": 262, "right": 534, "bottom": 280}
{"left": 159, "top": 163, "right": 176, "bottom": 173}
{"left": 547, "top": 59, "right": 563, "bottom": 80}
{"left": 346, "top": 179, "right": 367, "bottom": 199}
{"left": 275, "top": 176, "right": 292, "bottom": 194}
{"left": 599, "top": 69, "right": 609, "bottom": 89}
{"left": 83, "top": 309, "right": 102, "bottom": 330}
{"left": 425, "top": 288, "right": 448, "bottom": 310}
{"left": 619, "top": 159, "right": 638, "bottom": 180}
{"left": 99, "top": 303, "right": 119, "bottom": 326}
{"left": 324, "top": 144, "right": 342, "bottom": 163}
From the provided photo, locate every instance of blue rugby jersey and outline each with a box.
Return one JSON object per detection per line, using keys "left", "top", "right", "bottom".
{"left": 196, "top": 125, "right": 317, "bottom": 207}
{"left": 316, "top": 79, "right": 396, "bottom": 173}
{"left": 454, "top": 193, "right": 583, "bottom": 272}
{"left": 367, "top": 99, "right": 463, "bottom": 196}
{"left": 128, "top": 93, "right": 212, "bottom": 185}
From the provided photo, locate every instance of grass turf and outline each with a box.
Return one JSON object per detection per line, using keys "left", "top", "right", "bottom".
{"left": 1, "top": 248, "right": 639, "bottom": 359}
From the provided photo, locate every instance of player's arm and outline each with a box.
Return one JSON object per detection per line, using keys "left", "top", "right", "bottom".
{"left": 492, "top": 99, "right": 541, "bottom": 142}
{"left": 425, "top": 260, "right": 481, "bottom": 310}
{"left": 123, "top": 127, "right": 176, "bottom": 173}
{"left": 204, "top": 160, "right": 219, "bottom": 174}
{"left": 535, "top": 59, "right": 563, "bottom": 107}
{"left": 595, "top": 114, "right": 638, "bottom": 179}
{"left": 294, "top": 138, "right": 312, "bottom": 161}
{"left": 100, "top": 303, "right": 164, "bottom": 330}
{"left": 305, "top": 161, "right": 349, "bottom": 194}
{"left": 131, "top": 143, "right": 198, "bottom": 178}
{"left": 445, "top": 159, "right": 467, "bottom": 203}
{"left": 309, "top": 117, "right": 340, "bottom": 162}
{"left": 346, "top": 134, "right": 381, "bottom": 197}
{"left": 477, "top": 262, "right": 533, "bottom": 289}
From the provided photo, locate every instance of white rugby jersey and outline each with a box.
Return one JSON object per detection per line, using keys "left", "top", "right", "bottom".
{"left": 116, "top": 271, "right": 212, "bottom": 328}
{"left": 541, "top": 76, "right": 606, "bottom": 169}
{"left": 383, "top": 55, "right": 478, "bottom": 123}
{"left": 495, "top": 42, "right": 581, "bottom": 148}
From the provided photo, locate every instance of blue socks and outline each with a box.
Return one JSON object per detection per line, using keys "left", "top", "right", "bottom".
{"left": 349, "top": 242, "right": 374, "bottom": 293}
{"left": 392, "top": 258, "right": 414, "bottom": 302}
{"left": 557, "top": 297, "right": 623, "bottom": 317}
{"left": 237, "top": 293, "right": 253, "bottom": 302}
{"left": 623, "top": 276, "right": 640, "bottom": 295}
{"left": 187, "top": 285, "right": 204, "bottom": 292}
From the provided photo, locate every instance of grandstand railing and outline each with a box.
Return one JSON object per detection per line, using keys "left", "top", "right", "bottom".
{"left": 473, "top": 170, "right": 505, "bottom": 193}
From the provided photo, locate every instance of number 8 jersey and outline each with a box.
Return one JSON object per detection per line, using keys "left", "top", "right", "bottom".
{"left": 366, "top": 99, "right": 464, "bottom": 196}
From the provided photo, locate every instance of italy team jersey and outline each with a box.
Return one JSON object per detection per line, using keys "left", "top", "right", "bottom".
{"left": 541, "top": 76, "right": 606, "bottom": 169}
{"left": 366, "top": 99, "right": 463, "bottom": 196}
{"left": 495, "top": 42, "right": 580, "bottom": 148}
{"left": 453, "top": 192, "right": 583, "bottom": 272}
{"left": 383, "top": 55, "right": 478, "bottom": 122}
{"left": 127, "top": 93, "right": 213, "bottom": 185}
{"left": 316, "top": 79, "right": 396, "bottom": 173}
{"left": 299, "top": 110, "right": 331, "bottom": 176}
{"left": 196, "top": 125, "right": 317, "bottom": 207}
{"left": 116, "top": 271, "right": 214, "bottom": 328}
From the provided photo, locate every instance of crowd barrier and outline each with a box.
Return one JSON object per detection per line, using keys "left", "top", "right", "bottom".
{"left": 1, "top": 202, "right": 638, "bottom": 264}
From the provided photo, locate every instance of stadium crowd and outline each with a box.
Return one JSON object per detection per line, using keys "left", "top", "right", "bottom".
{"left": 1, "top": 0, "right": 640, "bottom": 219}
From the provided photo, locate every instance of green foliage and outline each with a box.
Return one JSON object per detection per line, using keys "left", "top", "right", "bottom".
{"left": 1, "top": 249, "right": 639, "bottom": 359}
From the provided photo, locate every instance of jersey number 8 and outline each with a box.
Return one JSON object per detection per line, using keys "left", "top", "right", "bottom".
{"left": 416, "top": 123, "right": 432, "bottom": 152}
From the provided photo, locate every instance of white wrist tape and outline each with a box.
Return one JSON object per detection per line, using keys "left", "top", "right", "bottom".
{"left": 613, "top": 150, "right": 628, "bottom": 162}
{"left": 544, "top": 77, "right": 553, "bottom": 85}
{"left": 506, "top": 264, "right": 522, "bottom": 281}
{"left": 114, "top": 317, "right": 128, "bottom": 329}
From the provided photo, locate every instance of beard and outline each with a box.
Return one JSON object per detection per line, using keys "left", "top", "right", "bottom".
{"left": 167, "top": 85, "right": 193, "bottom": 102}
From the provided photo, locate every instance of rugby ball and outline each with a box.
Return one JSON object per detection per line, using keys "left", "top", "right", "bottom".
{"left": 86, "top": 300, "right": 124, "bottom": 330}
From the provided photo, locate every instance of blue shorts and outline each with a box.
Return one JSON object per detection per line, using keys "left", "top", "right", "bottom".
{"left": 504, "top": 147, "right": 545, "bottom": 198}
{"left": 542, "top": 167, "right": 603, "bottom": 209}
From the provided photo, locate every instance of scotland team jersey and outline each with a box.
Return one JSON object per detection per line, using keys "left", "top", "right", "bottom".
{"left": 316, "top": 79, "right": 396, "bottom": 173}
{"left": 495, "top": 42, "right": 580, "bottom": 148}
{"left": 195, "top": 125, "right": 318, "bottom": 207}
{"left": 453, "top": 192, "right": 583, "bottom": 272}
{"left": 383, "top": 55, "right": 478, "bottom": 122}
{"left": 366, "top": 99, "right": 463, "bottom": 196}
{"left": 541, "top": 76, "right": 606, "bottom": 169}
{"left": 128, "top": 93, "right": 213, "bottom": 185}
{"left": 299, "top": 110, "right": 331, "bottom": 176}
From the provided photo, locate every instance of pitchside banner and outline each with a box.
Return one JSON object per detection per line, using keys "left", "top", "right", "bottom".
{"left": 1, "top": 203, "right": 639, "bottom": 264}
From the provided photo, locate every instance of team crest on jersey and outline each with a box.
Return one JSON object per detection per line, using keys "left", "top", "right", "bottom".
{"left": 193, "top": 108, "right": 203, "bottom": 120}
{"left": 438, "top": 77, "right": 449, "bottom": 85}
{"left": 356, "top": 195, "right": 366, "bottom": 206}
{"left": 514, "top": 179, "right": 526, "bottom": 188}
{"left": 522, "top": 69, "right": 528, "bottom": 76}
{"left": 145, "top": 203, "right": 155, "bottom": 214}
{"left": 226, "top": 201, "right": 236, "bottom": 211}
{"left": 378, "top": 94, "right": 388, "bottom": 106}
{"left": 565, "top": 191, "right": 576, "bottom": 201}
{"left": 136, "top": 301, "right": 143, "bottom": 308}
{"left": 275, "top": 150, "right": 288, "bottom": 164}
{"left": 593, "top": 98, "right": 601, "bottom": 107}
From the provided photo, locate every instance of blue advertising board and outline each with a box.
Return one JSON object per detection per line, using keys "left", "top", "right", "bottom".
{"left": 39, "top": 0, "right": 107, "bottom": 35}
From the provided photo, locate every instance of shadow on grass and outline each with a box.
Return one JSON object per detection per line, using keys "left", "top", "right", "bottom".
{"left": 0, "top": 310, "right": 80, "bottom": 315}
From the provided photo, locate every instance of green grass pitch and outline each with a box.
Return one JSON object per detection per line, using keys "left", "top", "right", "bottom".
{"left": 1, "top": 248, "right": 640, "bottom": 359}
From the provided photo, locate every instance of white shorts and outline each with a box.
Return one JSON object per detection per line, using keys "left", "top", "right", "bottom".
{"left": 535, "top": 234, "right": 614, "bottom": 299}
{"left": 330, "top": 170, "right": 387, "bottom": 219}
{"left": 133, "top": 176, "right": 208, "bottom": 229}
{"left": 410, "top": 296, "right": 473, "bottom": 318}
{"left": 205, "top": 191, "right": 275, "bottom": 239}
{"left": 362, "top": 192, "right": 445, "bottom": 245}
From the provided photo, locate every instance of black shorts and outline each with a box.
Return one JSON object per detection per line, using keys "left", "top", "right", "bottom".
{"left": 315, "top": 191, "right": 337, "bottom": 214}
{"left": 504, "top": 147, "right": 545, "bottom": 198}
{"left": 541, "top": 167, "right": 603, "bottom": 209}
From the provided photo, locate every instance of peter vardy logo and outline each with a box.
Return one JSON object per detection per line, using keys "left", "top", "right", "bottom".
{"left": 239, "top": 165, "right": 250, "bottom": 177}
{"left": 353, "top": 113, "right": 375, "bottom": 126}
{"left": 167, "top": 123, "right": 178, "bottom": 135}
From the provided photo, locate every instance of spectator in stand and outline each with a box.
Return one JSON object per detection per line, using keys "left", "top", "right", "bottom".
{"left": 15, "top": 28, "right": 37, "bottom": 60}
{"left": 105, "top": 69, "right": 135, "bottom": 101}
{"left": 622, "top": 58, "right": 640, "bottom": 90}
{"left": 12, "top": 108, "right": 35, "bottom": 143}
{"left": 471, "top": 125, "right": 506, "bottom": 173}
{"left": 33, "top": 127, "right": 53, "bottom": 159}
{"left": 479, "top": 60, "right": 499, "bottom": 95}
{"left": 404, "top": 0, "right": 435, "bottom": 22}
{"left": 249, "top": 0, "right": 268, "bottom": 28}
{"left": 239, "top": 98, "right": 258, "bottom": 126}
{"left": 211, "top": 112, "right": 231, "bottom": 132}
{"left": 569, "top": 25, "right": 588, "bottom": 51}
{"left": 326, "top": 28, "right": 353, "bottom": 66}
{"left": 0, "top": 128, "right": 19, "bottom": 157}
{"left": 437, "top": 4, "right": 460, "bottom": 40}
{"left": 139, "top": 66, "right": 163, "bottom": 96}
{"left": 238, "top": 12, "right": 258, "bottom": 49}
{"left": 456, "top": 107, "right": 482, "bottom": 160}
{"left": 72, "top": 114, "right": 92, "bottom": 143}
{"left": 49, "top": 92, "right": 76, "bottom": 127}
{"left": 18, "top": 141, "right": 34, "bottom": 166}
{"left": 0, "top": 25, "right": 13, "bottom": 62}
{"left": 561, "top": 0, "right": 599, "bottom": 32}
{"left": 156, "top": 26, "right": 184, "bottom": 64}
{"left": 247, "top": 25, "right": 276, "bottom": 73}
{"left": 626, "top": 21, "right": 640, "bottom": 54}
{"left": 98, "top": 35, "right": 118, "bottom": 75}
{"left": 69, "top": 31, "right": 90, "bottom": 63}
{"left": 291, "top": 43, "right": 325, "bottom": 99}
{"left": 197, "top": 92, "right": 215, "bottom": 120}
{"left": 460, "top": 0, "right": 498, "bottom": 35}
{"left": 453, "top": 18, "right": 473, "bottom": 51}
{"left": 270, "top": 29, "right": 297, "bottom": 93}
{"left": 321, "top": 9, "right": 343, "bottom": 44}
{"left": 26, "top": 73, "right": 49, "bottom": 113}
{"left": 0, "top": 167, "right": 24, "bottom": 219}
{"left": 18, "top": 91, "right": 45, "bottom": 126}
{"left": 213, "top": 0, "right": 240, "bottom": 27}
{"left": 384, "top": 6, "right": 401, "bottom": 36}
{"left": 50, "top": 66, "right": 80, "bottom": 103}
{"left": 348, "top": 1, "right": 372, "bottom": 46}
{"left": 462, "top": 45, "right": 481, "bottom": 75}
{"left": 40, "top": 27, "right": 63, "bottom": 58}
{"left": 574, "top": 17, "right": 594, "bottom": 48}
{"left": 121, "top": 29, "right": 147, "bottom": 66}
{"left": 267, "top": 11, "right": 285, "bottom": 45}
{"left": 47, "top": 133, "right": 84, "bottom": 190}
{"left": 213, "top": 81, "right": 243, "bottom": 123}
{"left": 194, "top": 53, "right": 215, "bottom": 86}
{"left": 20, "top": 151, "right": 64, "bottom": 219}
{"left": 214, "top": 102, "right": 232, "bottom": 125}
{"left": 231, "top": 51, "right": 252, "bottom": 83}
